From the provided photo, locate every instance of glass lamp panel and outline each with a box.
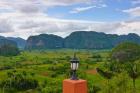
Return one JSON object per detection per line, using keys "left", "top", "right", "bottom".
{"left": 72, "top": 63, "right": 77, "bottom": 70}
{"left": 76, "top": 63, "right": 79, "bottom": 70}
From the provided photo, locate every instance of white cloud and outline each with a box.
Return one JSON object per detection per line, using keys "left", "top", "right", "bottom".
{"left": 100, "top": 4, "right": 107, "bottom": 7}
{"left": 0, "top": 0, "right": 139, "bottom": 39}
{"left": 15, "top": 4, "right": 40, "bottom": 14}
{"left": 0, "top": 19, "right": 14, "bottom": 33}
{"left": 70, "top": 4, "right": 107, "bottom": 13}
{"left": 0, "top": 14, "right": 140, "bottom": 39}
{"left": 123, "top": 7, "right": 140, "bottom": 17}
{"left": 70, "top": 6, "right": 96, "bottom": 13}
{"left": 43, "top": 0, "right": 91, "bottom": 6}
{"left": 0, "top": 0, "right": 103, "bottom": 15}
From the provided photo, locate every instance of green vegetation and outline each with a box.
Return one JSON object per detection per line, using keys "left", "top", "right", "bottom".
{"left": 110, "top": 42, "right": 140, "bottom": 93}
{"left": 0, "top": 42, "right": 140, "bottom": 93}
{"left": 111, "top": 42, "right": 140, "bottom": 63}
{"left": 0, "top": 44, "right": 20, "bottom": 56}
{"left": 1, "top": 71, "right": 38, "bottom": 92}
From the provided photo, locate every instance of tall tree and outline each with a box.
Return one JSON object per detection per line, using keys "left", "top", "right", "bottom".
{"left": 127, "top": 63, "right": 140, "bottom": 93}
{"left": 111, "top": 42, "right": 140, "bottom": 92}
{"left": 111, "top": 42, "right": 140, "bottom": 63}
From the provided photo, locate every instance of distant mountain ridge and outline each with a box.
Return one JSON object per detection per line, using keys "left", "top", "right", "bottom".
{"left": 0, "top": 36, "right": 26, "bottom": 49}
{"left": 25, "top": 31, "right": 140, "bottom": 49}
{"left": 26, "top": 34, "right": 64, "bottom": 49}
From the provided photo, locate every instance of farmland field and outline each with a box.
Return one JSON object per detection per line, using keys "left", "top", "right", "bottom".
{"left": 0, "top": 49, "right": 140, "bottom": 93}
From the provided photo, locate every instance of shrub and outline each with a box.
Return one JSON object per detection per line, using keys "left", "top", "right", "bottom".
{"left": 0, "top": 71, "right": 39, "bottom": 92}
{"left": 111, "top": 42, "right": 140, "bottom": 63}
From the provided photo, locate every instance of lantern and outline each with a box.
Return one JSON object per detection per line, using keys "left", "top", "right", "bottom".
{"left": 70, "top": 53, "right": 79, "bottom": 80}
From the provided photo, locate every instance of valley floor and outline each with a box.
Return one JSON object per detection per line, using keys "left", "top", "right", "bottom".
{"left": 0, "top": 49, "right": 140, "bottom": 93}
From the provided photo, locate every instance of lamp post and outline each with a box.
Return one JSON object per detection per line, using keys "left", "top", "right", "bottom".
{"left": 70, "top": 53, "right": 79, "bottom": 80}
{"left": 63, "top": 53, "right": 87, "bottom": 93}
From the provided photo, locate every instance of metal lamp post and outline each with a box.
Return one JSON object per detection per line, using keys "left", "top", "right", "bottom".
{"left": 70, "top": 53, "right": 79, "bottom": 80}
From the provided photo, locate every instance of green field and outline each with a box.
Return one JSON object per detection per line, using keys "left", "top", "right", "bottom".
{"left": 0, "top": 49, "right": 140, "bottom": 93}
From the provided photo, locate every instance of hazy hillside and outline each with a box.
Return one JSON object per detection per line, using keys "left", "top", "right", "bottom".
{"left": 25, "top": 31, "right": 140, "bottom": 49}
{"left": 114, "top": 33, "right": 140, "bottom": 45}
{"left": 25, "top": 34, "right": 64, "bottom": 49}
{"left": 7, "top": 37, "right": 26, "bottom": 49}
{"left": 0, "top": 36, "right": 26, "bottom": 49}
{"left": 0, "top": 36, "right": 17, "bottom": 47}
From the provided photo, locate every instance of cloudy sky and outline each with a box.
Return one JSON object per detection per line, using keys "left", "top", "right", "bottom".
{"left": 0, "top": 0, "right": 140, "bottom": 39}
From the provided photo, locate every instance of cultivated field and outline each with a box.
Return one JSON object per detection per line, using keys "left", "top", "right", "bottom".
{"left": 0, "top": 49, "right": 140, "bottom": 93}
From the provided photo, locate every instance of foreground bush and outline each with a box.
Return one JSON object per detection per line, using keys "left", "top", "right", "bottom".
{"left": 0, "top": 71, "right": 38, "bottom": 92}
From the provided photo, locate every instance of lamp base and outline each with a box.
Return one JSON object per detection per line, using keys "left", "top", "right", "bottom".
{"left": 71, "top": 76, "right": 78, "bottom": 80}
{"left": 63, "top": 79, "right": 87, "bottom": 93}
{"left": 71, "top": 70, "right": 78, "bottom": 80}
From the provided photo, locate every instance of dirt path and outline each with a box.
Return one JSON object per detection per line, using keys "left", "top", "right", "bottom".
{"left": 86, "top": 69, "right": 97, "bottom": 75}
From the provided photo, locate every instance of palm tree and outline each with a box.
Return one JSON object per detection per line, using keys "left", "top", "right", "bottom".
{"left": 127, "top": 63, "right": 140, "bottom": 93}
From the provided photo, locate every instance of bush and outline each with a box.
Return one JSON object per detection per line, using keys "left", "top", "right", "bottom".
{"left": 0, "top": 71, "right": 39, "bottom": 91}
{"left": 111, "top": 42, "right": 140, "bottom": 63}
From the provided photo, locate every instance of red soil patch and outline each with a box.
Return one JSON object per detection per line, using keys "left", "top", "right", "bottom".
{"left": 21, "top": 61, "right": 35, "bottom": 65}
{"left": 86, "top": 69, "right": 97, "bottom": 75}
{"left": 41, "top": 72, "right": 48, "bottom": 77}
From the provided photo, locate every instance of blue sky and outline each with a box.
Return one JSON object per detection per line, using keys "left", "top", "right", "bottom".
{"left": 47, "top": 0, "right": 131, "bottom": 21}
{"left": 0, "top": 0, "right": 139, "bottom": 39}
